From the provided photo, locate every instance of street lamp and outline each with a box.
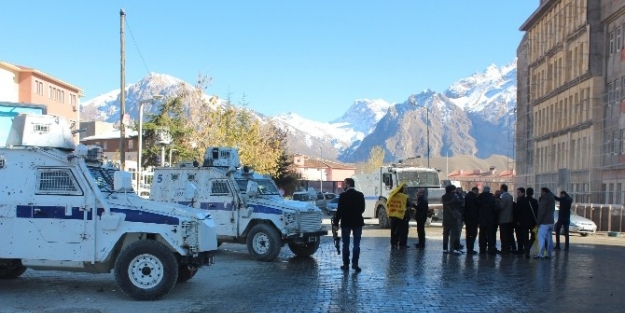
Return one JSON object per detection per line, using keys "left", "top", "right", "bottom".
{"left": 137, "top": 94, "right": 164, "bottom": 191}
{"left": 410, "top": 95, "right": 430, "bottom": 168}
{"left": 168, "top": 148, "right": 178, "bottom": 166}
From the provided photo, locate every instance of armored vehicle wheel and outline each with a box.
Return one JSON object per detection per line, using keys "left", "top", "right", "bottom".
{"left": 177, "top": 265, "right": 198, "bottom": 283}
{"left": 246, "top": 224, "right": 282, "bottom": 262}
{"left": 377, "top": 206, "right": 390, "bottom": 229}
{"left": 0, "top": 261, "right": 27, "bottom": 279}
{"left": 287, "top": 239, "right": 320, "bottom": 257}
{"left": 114, "top": 240, "right": 178, "bottom": 300}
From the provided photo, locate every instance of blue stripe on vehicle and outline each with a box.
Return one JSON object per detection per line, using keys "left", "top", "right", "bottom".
{"left": 250, "top": 205, "right": 282, "bottom": 215}
{"left": 15, "top": 205, "right": 179, "bottom": 226}
{"left": 364, "top": 196, "right": 380, "bottom": 200}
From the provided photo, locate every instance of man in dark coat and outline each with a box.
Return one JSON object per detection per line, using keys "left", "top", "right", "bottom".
{"left": 333, "top": 178, "right": 365, "bottom": 272}
{"left": 554, "top": 191, "right": 572, "bottom": 251}
{"left": 463, "top": 186, "right": 480, "bottom": 254}
{"left": 478, "top": 186, "right": 498, "bottom": 254}
{"left": 514, "top": 187, "right": 535, "bottom": 256}
{"left": 414, "top": 188, "right": 429, "bottom": 249}
{"left": 442, "top": 185, "right": 464, "bottom": 254}
{"left": 524, "top": 187, "right": 539, "bottom": 258}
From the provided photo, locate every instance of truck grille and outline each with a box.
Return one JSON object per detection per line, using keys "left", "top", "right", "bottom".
{"left": 299, "top": 212, "right": 322, "bottom": 233}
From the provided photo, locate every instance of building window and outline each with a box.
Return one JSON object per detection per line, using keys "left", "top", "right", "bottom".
{"left": 103, "top": 141, "right": 108, "bottom": 150}
{"left": 621, "top": 130, "right": 625, "bottom": 155}
{"left": 128, "top": 139, "right": 134, "bottom": 149}
{"left": 618, "top": 27, "right": 623, "bottom": 50}
{"left": 610, "top": 31, "right": 615, "bottom": 54}
{"left": 608, "top": 82, "right": 613, "bottom": 106}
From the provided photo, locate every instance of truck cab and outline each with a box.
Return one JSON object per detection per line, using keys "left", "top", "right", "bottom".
{"left": 0, "top": 114, "right": 218, "bottom": 300}
{"left": 150, "top": 147, "right": 327, "bottom": 262}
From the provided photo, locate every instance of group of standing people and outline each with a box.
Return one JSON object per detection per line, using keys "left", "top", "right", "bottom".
{"left": 332, "top": 177, "right": 574, "bottom": 273}
{"left": 443, "top": 183, "right": 573, "bottom": 259}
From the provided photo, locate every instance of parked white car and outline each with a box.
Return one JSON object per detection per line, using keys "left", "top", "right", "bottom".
{"left": 554, "top": 208, "right": 597, "bottom": 236}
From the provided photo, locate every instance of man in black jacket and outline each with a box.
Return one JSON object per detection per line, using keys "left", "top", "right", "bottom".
{"left": 514, "top": 187, "right": 535, "bottom": 256}
{"left": 463, "top": 186, "right": 480, "bottom": 254}
{"left": 554, "top": 191, "right": 572, "bottom": 251}
{"left": 414, "top": 188, "right": 429, "bottom": 249}
{"left": 333, "top": 178, "right": 365, "bottom": 272}
{"left": 478, "top": 186, "right": 498, "bottom": 254}
{"left": 524, "top": 187, "right": 539, "bottom": 258}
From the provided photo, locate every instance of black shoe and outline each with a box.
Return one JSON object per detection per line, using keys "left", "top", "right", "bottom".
{"left": 352, "top": 264, "right": 362, "bottom": 272}
{"left": 399, "top": 245, "right": 409, "bottom": 249}
{"left": 563, "top": 247, "right": 569, "bottom": 251}
{"left": 479, "top": 250, "right": 487, "bottom": 254}
{"left": 416, "top": 245, "right": 425, "bottom": 249}
{"left": 340, "top": 265, "right": 349, "bottom": 271}
{"left": 467, "top": 250, "right": 478, "bottom": 254}
{"left": 554, "top": 246, "right": 561, "bottom": 250}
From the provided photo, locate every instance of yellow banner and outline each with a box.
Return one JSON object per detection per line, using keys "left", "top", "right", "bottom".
{"left": 386, "top": 182, "right": 407, "bottom": 219}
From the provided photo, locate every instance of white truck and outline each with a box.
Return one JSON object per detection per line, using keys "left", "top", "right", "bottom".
{"left": 149, "top": 147, "right": 328, "bottom": 262}
{"left": 353, "top": 165, "right": 445, "bottom": 228}
{"left": 0, "top": 114, "right": 218, "bottom": 300}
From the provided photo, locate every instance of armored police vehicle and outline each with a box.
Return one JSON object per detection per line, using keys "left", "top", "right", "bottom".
{"left": 150, "top": 147, "right": 327, "bottom": 262}
{"left": 0, "top": 114, "right": 218, "bottom": 300}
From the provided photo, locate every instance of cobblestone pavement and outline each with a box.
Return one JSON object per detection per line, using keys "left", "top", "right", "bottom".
{"left": 1, "top": 221, "right": 624, "bottom": 313}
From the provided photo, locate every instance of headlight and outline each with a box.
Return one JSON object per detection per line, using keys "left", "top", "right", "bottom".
{"left": 283, "top": 212, "right": 297, "bottom": 224}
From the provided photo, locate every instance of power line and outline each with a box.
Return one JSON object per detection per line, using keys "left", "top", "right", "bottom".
{"left": 124, "top": 17, "right": 151, "bottom": 77}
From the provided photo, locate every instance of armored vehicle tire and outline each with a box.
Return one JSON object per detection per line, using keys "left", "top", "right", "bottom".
{"left": 114, "top": 240, "right": 179, "bottom": 301}
{"left": 246, "top": 224, "right": 282, "bottom": 262}
{"left": 288, "top": 240, "right": 320, "bottom": 257}
{"left": 0, "top": 263, "right": 27, "bottom": 279}
{"left": 177, "top": 265, "right": 198, "bottom": 283}
{"left": 377, "top": 206, "right": 390, "bottom": 229}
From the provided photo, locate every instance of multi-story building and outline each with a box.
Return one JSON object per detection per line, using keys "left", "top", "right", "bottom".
{"left": 600, "top": 1, "right": 625, "bottom": 206}
{"left": 516, "top": 0, "right": 604, "bottom": 204}
{"left": 0, "top": 61, "right": 82, "bottom": 141}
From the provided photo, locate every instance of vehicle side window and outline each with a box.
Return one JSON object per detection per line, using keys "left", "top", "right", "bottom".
{"left": 210, "top": 180, "right": 230, "bottom": 195}
{"left": 36, "top": 168, "right": 83, "bottom": 196}
{"left": 317, "top": 194, "right": 324, "bottom": 200}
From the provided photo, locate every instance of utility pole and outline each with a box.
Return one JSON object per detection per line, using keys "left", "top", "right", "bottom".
{"left": 119, "top": 9, "right": 126, "bottom": 170}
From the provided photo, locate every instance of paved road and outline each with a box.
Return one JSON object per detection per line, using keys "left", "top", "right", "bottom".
{"left": 1, "top": 222, "right": 624, "bottom": 313}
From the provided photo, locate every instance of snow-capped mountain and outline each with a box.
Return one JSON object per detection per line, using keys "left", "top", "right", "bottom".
{"left": 81, "top": 73, "right": 218, "bottom": 122}
{"left": 340, "top": 59, "right": 517, "bottom": 162}
{"left": 80, "top": 60, "right": 517, "bottom": 162}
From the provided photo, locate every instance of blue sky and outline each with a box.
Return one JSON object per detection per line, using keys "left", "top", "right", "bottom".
{"left": 1, "top": 1, "right": 536, "bottom": 122}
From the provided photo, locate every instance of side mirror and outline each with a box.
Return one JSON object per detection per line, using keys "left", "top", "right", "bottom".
{"left": 184, "top": 182, "right": 197, "bottom": 200}
{"left": 114, "top": 171, "right": 133, "bottom": 192}
{"left": 246, "top": 181, "right": 259, "bottom": 197}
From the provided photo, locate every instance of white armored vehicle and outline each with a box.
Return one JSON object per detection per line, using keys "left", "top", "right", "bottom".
{"left": 0, "top": 114, "right": 218, "bottom": 300}
{"left": 150, "top": 147, "right": 327, "bottom": 262}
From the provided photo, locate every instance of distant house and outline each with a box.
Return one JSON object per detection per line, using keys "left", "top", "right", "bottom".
{"left": 292, "top": 154, "right": 355, "bottom": 194}
{"left": 447, "top": 166, "right": 516, "bottom": 191}
{"left": 80, "top": 129, "right": 139, "bottom": 171}
{"left": 0, "top": 60, "right": 83, "bottom": 142}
